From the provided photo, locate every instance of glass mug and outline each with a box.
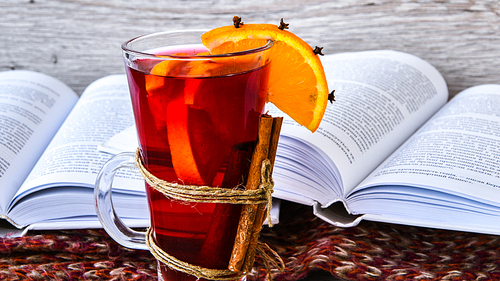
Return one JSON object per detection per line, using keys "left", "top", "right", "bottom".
{"left": 95, "top": 30, "right": 273, "bottom": 280}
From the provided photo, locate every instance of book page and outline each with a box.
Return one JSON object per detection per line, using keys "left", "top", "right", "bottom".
{"left": 0, "top": 71, "right": 78, "bottom": 213}
{"left": 270, "top": 50, "right": 448, "bottom": 207}
{"left": 10, "top": 75, "right": 143, "bottom": 214}
{"left": 352, "top": 85, "right": 500, "bottom": 215}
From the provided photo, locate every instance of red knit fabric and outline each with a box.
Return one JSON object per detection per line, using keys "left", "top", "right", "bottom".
{"left": 2, "top": 201, "right": 500, "bottom": 280}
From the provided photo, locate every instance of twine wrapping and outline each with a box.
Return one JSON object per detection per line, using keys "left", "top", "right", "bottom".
{"left": 134, "top": 148, "right": 282, "bottom": 279}
{"left": 145, "top": 228, "right": 244, "bottom": 280}
{"left": 134, "top": 149, "right": 275, "bottom": 226}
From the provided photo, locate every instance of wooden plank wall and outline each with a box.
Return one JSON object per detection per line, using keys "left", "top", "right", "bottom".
{"left": 1, "top": 0, "right": 499, "bottom": 98}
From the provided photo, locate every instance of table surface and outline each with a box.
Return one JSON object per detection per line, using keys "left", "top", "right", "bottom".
{"left": 1, "top": 1, "right": 499, "bottom": 280}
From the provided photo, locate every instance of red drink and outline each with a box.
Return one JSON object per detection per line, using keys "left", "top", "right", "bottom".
{"left": 125, "top": 45, "right": 270, "bottom": 280}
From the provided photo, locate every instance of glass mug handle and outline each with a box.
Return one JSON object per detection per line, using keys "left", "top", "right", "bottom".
{"left": 94, "top": 152, "right": 148, "bottom": 250}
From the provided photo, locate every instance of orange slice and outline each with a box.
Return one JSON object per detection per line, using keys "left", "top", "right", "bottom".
{"left": 148, "top": 55, "right": 257, "bottom": 185}
{"left": 147, "top": 52, "right": 266, "bottom": 105}
{"left": 201, "top": 22, "right": 329, "bottom": 132}
{"left": 146, "top": 53, "right": 190, "bottom": 94}
{"left": 166, "top": 95, "right": 226, "bottom": 185}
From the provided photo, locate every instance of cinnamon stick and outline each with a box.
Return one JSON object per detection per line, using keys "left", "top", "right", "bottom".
{"left": 266, "top": 117, "right": 283, "bottom": 172}
{"left": 241, "top": 117, "right": 283, "bottom": 273}
{"left": 197, "top": 142, "right": 254, "bottom": 268}
{"left": 228, "top": 115, "right": 274, "bottom": 272}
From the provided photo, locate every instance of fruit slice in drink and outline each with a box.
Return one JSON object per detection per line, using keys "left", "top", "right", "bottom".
{"left": 148, "top": 52, "right": 269, "bottom": 185}
{"left": 166, "top": 95, "right": 226, "bottom": 185}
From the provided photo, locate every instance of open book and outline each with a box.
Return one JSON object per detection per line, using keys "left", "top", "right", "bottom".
{"left": 2, "top": 50, "right": 499, "bottom": 236}
{"left": 0, "top": 71, "right": 149, "bottom": 237}
{"left": 269, "top": 51, "right": 500, "bottom": 235}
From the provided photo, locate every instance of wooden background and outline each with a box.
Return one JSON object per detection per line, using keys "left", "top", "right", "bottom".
{"left": 1, "top": 0, "right": 499, "bottom": 98}
{"left": 1, "top": 1, "right": 499, "bottom": 280}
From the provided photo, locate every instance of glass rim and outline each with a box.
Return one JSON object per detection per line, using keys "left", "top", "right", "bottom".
{"left": 121, "top": 29, "right": 274, "bottom": 59}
